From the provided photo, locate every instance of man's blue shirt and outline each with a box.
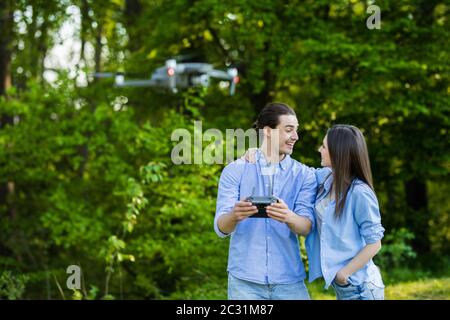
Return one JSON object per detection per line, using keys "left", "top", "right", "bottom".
{"left": 214, "top": 150, "right": 317, "bottom": 284}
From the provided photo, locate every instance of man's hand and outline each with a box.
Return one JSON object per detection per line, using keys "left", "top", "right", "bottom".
{"left": 217, "top": 201, "right": 258, "bottom": 235}
{"left": 232, "top": 200, "right": 258, "bottom": 221}
{"left": 267, "top": 198, "right": 312, "bottom": 236}
{"left": 266, "top": 198, "right": 295, "bottom": 223}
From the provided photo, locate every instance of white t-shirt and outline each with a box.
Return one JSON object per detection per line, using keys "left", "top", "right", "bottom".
{"left": 315, "top": 191, "right": 333, "bottom": 236}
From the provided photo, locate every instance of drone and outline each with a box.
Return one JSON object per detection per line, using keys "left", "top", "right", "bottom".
{"left": 93, "top": 59, "right": 239, "bottom": 95}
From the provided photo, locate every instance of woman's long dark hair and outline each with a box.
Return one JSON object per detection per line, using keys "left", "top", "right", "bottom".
{"left": 327, "top": 124, "right": 374, "bottom": 218}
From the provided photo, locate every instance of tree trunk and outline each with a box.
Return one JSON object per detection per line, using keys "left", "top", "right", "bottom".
{"left": 125, "top": 0, "right": 142, "bottom": 19}
{"left": 38, "top": 18, "right": 49, "bottom": 83}
{"left": 78, "top": 18, "right": 104, "bottom": 179}
{"left": 0, "top": 0, "right": 12, "bottom": 96}
{"left": 404, "top": 178, "right": 430, "bottom": 254}
{"left": 249, "top": 88, "right": 272, "bottom": 115}
{"left": 94, "top": 23, "right": 103, "bottom": 75}
{"left": 125, "top": 0, "right": 142, "bottom": 52}
{"left": 400, "top": 0, "right": 436, "bottom": 255}
{"left": 0, "top": 0, "right": 18, "bottom": 259}
{"left": 249, "top": 42, "right": 275, "bottom": 115}
{"left": 0, "top": 0, "right": 14, "bottom": 212}
{"left": 79, "top": 0, "right": 90, "bottom": 67}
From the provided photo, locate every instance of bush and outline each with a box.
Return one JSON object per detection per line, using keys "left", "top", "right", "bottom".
{"left": 375, "top": 228, "right": 417, "bottom": 270}
{"left": 0, "top": 271, "right": 28, "bottom": 300}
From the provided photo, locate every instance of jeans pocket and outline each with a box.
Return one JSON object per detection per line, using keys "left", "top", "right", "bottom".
{"left": 333, "top": 279, "right": 352, "bottom": 288}
{"left": 332, "top": 282, "right": 359, "bottom": 300}
{"left": 365, "top": 282, "right": 385, "bottom": 300}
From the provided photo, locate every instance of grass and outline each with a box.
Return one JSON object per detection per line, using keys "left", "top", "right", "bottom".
{"left": 172, "top": 276, "right": 450, "bottom": 300}
{"left": 308, "top": 277, "right": 450, "bottom": 300}
{"left": 385, "top": 278, "right": 450, "bottom": 300}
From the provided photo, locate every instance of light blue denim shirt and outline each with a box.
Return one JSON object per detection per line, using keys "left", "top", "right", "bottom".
{"left": 306, "top": 167, "right": 385, "bottom": 289}
{"left": 214, "top": 150, "right": 317, "bottom": 284}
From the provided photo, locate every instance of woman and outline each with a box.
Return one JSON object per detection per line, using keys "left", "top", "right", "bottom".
{"left": 243, "top": 124, "right": 385, "bottom": 300}
{"left": 307, "top": 124, "right": 385, "bottom": 300}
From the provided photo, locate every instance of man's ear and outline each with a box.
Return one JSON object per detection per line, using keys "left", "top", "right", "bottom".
{"left": 263, "top": 126, "right": 271, "bottom": 138}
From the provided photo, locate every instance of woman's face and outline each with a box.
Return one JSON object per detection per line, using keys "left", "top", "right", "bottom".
{"left": 318, "top": 135, "right": 332, "bottom": 167}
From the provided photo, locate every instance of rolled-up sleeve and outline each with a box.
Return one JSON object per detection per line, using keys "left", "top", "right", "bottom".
{"left": 214, "top": 162, "right": 243, "bottom": 238}
{"left": 314, "top": 167, "right": 332, "bottom": 185}
{"left": 352, "top": 184, "right": 385, "bottom": 244}
{"left": 293, "top": 167, "right": 318, "bottom": 233}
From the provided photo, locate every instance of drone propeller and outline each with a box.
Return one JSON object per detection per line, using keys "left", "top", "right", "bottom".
{"left": 91, "top": 72, "right": 116, "bottom": 79}
{"left": 228, "top": 68, "right": 239, "bottom": 96}
{"left": 206, "top": 67, "right": 239, "bottom": 95}
{"left": 166, "top": 59, "right": 177, "bottom": 93}
{"left": 90, "top": 72, "right": 127, "bottom": 87}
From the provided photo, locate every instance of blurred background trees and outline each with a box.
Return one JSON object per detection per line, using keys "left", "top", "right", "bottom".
{"left": 0, "top": 0, "right": 448, "bottom": 299}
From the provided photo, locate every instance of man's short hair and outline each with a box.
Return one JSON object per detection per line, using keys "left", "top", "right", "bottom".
{"left": 253, "top": 102, "right": 296, "bottom": 129}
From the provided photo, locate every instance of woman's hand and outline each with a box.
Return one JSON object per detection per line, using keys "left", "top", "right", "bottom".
{"left": 333, "top": 241, "right": 381, "bottom": 286}
{"left": 240, "top": 148, "right": 258, "bottom": 163}
{"left": 334, "top": 268, "right": 351, "bottom": 286}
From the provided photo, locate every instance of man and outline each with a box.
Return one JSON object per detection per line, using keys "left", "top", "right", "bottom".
{"left": 214, "top": 102, "right": 317, "bottom": 300}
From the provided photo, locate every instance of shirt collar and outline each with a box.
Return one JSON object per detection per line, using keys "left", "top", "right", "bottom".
{"left": 318, "top": 171, "right": 333, "bottom": 198}
{"left": 324, "top": 174, "right": 333, "bottom": 192}
{"left": 256, "top": 149, "right": 291, "bottom": 171}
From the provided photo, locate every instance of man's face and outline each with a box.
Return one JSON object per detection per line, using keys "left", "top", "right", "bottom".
{"left": 266, "top": 115, "right": 299, "bottom": 155}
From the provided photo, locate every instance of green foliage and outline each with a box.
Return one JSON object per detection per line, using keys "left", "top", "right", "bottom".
{"left": 0, "top": 0, "right": 448, "bottom": 299}
{"left": 0, "top": 77, "right": 146, "bottom": 298}
{"left": 165, "top": 275, "right": 450, "bottom": 300}
{"left": 385, "top": 278, "right": 450, "bottom": 300}
{"left": 376, "top": 228, "right": 417, "bottom": 270}
{"left": 428, "top": 181, "right": 450, "bottom": 254}
{"left": 0, "top": 271, "right": 28, "bottom": 300}
{"left": 121, "top": 102, "right": 229, "bottom": 298}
